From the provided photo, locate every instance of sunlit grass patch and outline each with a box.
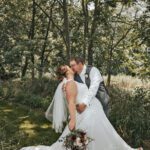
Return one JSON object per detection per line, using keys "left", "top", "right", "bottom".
{"left": 0, "top": 100, "right": 60, "bottom": 149}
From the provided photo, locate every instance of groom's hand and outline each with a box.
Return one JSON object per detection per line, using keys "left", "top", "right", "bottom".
{"left": 76, "top": 103, "right": 87, "bottom": 113}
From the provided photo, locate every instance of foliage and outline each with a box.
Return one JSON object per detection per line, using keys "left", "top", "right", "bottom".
{"left": 109, "top": 87, "right": 150, "bottom": 147}
{"left": 0, "top": 84, "right": 4, "bottom": 97}
{"left": 3, "top": 77, "right": 59, "bottom": 110}
{"left": 0, "top": 0, "right": 149, "bottom": 82}
{"left": 0, "top": 0, "right": 149, "bottom": 149}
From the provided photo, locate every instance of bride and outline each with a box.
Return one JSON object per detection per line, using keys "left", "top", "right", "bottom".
{"left": 20, "top": 65, "right": 143, "bottom": 150}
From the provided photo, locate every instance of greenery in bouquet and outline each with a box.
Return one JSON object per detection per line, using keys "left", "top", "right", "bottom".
{"left": 59, "top": 129, "right": 93, "bottom": 150}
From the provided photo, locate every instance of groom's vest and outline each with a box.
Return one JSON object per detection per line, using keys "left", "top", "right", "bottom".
{"left": 74, "top": 66, "right": 110, "bottom": 117}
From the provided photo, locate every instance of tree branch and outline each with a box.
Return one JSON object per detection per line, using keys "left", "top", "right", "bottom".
{"left": 56, "top": 0, "right": 63, "bottom": 7}
{"left": 112, "top": 27, "right": 132, "bottom": 50}
{"left": 34, "top": 1, "right": 67, "bottom": 45}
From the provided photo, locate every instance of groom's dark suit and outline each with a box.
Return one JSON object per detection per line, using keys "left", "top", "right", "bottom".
{"left": 74, "top": 65, "right": 110, "bottom": 117}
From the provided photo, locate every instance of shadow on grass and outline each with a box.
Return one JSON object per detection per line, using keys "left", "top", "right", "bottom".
{"left": 0, "top": 100, "right": 60, "bottom": 150}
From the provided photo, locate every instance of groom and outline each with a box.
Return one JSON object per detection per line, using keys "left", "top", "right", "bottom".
{"left": 69, "top": 57, "right": 110, "bottom": 117}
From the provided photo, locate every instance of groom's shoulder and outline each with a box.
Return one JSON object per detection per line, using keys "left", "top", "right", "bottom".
{"left": 85, "top": 65, "right": 101, "bottom": 74}
{"left": 86, "top": 65, "right": 99, "bottom": 71}
{"left": 92, "top": 66, "right": 101, "bottom": 73}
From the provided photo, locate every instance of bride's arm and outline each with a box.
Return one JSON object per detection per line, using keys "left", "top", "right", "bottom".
{"left": 66, "top": 81, "right": 77, "bottom": 131}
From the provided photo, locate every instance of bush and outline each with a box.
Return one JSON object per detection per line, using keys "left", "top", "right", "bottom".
{"left": 15, "top": 92, "right": 42, "bottom": 108}
{"left": 0, "top": 85, "right": 4, "bottom": 97}
{"left": 3, "top": 77, "right": 59, "bottom": 110}
{"left": 109, "top": 87, "right": 150, "bottom": 147}
{"left": 3, "top": 80, "right": 16, "bottom": 100}
{"left": 15, "top": 92, "right": 51, "bottom": 110}
{"left": 20, "top": 77, "right": 59, "bottom": 97}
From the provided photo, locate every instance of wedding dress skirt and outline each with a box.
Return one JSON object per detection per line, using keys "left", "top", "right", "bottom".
{"left": 20, "top": 82, "right": 138, "bottom": 150}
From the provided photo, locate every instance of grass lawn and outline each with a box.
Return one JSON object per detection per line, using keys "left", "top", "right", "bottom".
{"left": 0, "top": 100, "right": 60, "bottom": 150}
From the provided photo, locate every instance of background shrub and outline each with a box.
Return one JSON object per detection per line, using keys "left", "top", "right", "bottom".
{"left": 109, "top": 87, "right": 150, "bottom": 147}
{"left": 3, "top": 77, "right": 59, "bottom": 110}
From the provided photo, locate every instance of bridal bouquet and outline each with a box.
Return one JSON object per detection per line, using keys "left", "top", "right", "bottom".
{"left": 59, "top": 129, "right": 93, "bottom": 150}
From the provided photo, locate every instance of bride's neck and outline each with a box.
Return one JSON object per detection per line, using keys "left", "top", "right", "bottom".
{"left": 66, "top": 73, "right": 74, "bottom": 80}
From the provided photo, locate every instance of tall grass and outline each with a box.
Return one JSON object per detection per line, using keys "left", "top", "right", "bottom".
{"left": 105, "top": 74, "right": 150, "bottom": 90}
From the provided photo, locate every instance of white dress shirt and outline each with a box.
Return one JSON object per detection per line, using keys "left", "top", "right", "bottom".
{"left": 79, "top": 65, "right": 103, "bottom": 107}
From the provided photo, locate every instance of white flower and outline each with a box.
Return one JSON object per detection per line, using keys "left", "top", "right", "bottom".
{"left": 84, "top": 135, "right": 88, "bottom": 144}
{"left": 75, "top": 137, "right": 83, "bottom": 147}
{"left": 73, "top": 141, "right": 77, "bottom": 146}
{"left": 85, "top": 138, "right": 89, "bottom": 145}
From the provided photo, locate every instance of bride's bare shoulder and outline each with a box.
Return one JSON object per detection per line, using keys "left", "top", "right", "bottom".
{"left": 65, "top": 80, "right": 77, "bottom": 94}
{"left": 66, "top": 80, "right": 76, "bottom": 87}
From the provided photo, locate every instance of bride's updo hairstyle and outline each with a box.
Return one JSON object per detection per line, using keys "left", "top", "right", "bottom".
{"left": 56, "top": 65, "right": 67, "bottom": 80}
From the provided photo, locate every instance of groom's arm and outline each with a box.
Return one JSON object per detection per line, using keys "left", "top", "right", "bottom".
{"left": 82, "top": 67, "right": 103, "bottom": 106}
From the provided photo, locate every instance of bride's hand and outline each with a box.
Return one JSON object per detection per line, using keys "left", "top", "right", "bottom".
{"left": 68, "top": 119, "right": 75, "bottom": 131}
{"left": 76, "top": 103, "right": 87, "bottom": 113}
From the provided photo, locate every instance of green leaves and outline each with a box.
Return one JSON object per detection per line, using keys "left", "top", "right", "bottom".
{"left": 0, "top": 0, "right": 149, "bottom": 80}
{"left": 110, "top": 86, "right": 150, "bottom": 147}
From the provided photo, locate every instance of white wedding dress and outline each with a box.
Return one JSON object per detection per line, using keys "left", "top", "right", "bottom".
{"left": 20, "top": 79, "right": 139, "bottom": 150}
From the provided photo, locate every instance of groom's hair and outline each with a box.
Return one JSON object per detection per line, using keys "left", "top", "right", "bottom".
{"left": 70, "top": 57, "right": 85, "bottom": 64}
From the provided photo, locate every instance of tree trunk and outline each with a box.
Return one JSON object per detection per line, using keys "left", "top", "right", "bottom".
{"left": 106, "top": 28, "right": 131, "bottom": 86}
{"left": 88, "top": 0, "right": 98, "bottom": 65}
{"left": 30, "top": 0, "right": 36, "bottom": 80}
{"left": 82, "top": 0, "right": 89, "bottom": 60}
{"left": 21, "top": 0, "right": 36, "bottom": 79}
{"left": 21, "top": 56, "right": 29, "bottom": 78}
{"left": 39, "top": 10, "right": 52, "bottom": 78}
{"left": 63, "top": 0, "right": 71, "bottom": 62}
{"left": 107, "top": 48, "right": 113, "bottom": 87}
